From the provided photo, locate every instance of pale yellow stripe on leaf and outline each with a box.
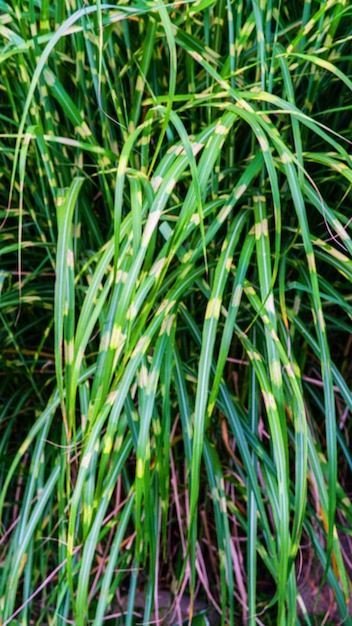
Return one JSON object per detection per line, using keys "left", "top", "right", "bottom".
{"left": 135, "top": 75, "right": 144, "bottom": 93}
{"left": 211, "top": 487, "right": 219, "bottom": 503}
{"left": 119, "top": 154, "right": 128, "bottom": 173}
{"left": 280, "top": 151, "right": 292, "bottom": 164}
{"left": 306, "top": 252, "right": 316, "bottom": 274}
{"left": 115, "top": 434, "right": 123, "bottom": 449}
{"left": 150, "top": 257, "right": 167, "bottom": 279}
{"left": 156, "top": 299, "right": 176, "bottom": 318}
{"left": 191, "top": 141, "right": 204, "bottom": 155}
{"left": 81, "top": 451, "right": 93, "bottom": 469}
{"left": 152, "top": 419, "right": 161, "bottom": 436}
{"left": 293, "top": 361, "right": 301, "bottom": 377}
{"left": 126, "top": 303, "right": 138, "bottom": 321}
{"left": 111, "top": 325, "right": 125, "bottom": 349}
{"left": 245, "top": 285, "right": 256, "bottom": 296}
{"left": 107, "top": 390, "right": 118, "bottom": 405}
{"left": 139, "top": 134, "right": 151, "bottom": 147}
{"left": 271, "top": 359, "right": 282, "bottom": 385}
{"left": 267, "top": 293, "right": 275, "bottom": 315}
{"left": 78, "top": 122, "right": 92, "bottom": 138}
{"left": 220, "top": 495, "right": 227, "bottom": 514}
{"left": 262, "top": 390, "right": 277, "bottom": 410}
{"left": 255, "top": 218, "right": 268, "bottom": 239}
{"left": 136, "top": 458, "right": 144, "bottom": 479}
{"left": 142, "top": 210, "right": 162, "bottom": 247}
{"left": 215, "top": 123, "right": 228, "bottom": 135}
{"left": 317, "top": 239, "right": 349, "bottom": 262}
{"left": 84, "top": 505, "right": 93, "bottom": 524}
{"left": 303, "top": 17, "right": 315, "bottom": 35}
{"left": 317, "top": 308, "right": 326, "bottom": 332}
{"left": 258, "top": 136, "right": 269, "bottom": 152}
{"left": 103, "top": 435, "right": 113, "bottom": 456}
{"left": 334, "top": 220, "right": 349, "bottom": 241}
{"left": 100, "top": 330, "right": 111, "bottom": 352}
{"left": 285, "top": 363, "right": 295, "bottom": 379}
{"left": 236, "top": 99, "right": 253, "bottom": 112}
{"left": 168, "top": 145, "right": 184, "bottom": 156}
{"left": 161, "top": 314, "right": 175, "bottom": 336}
{"left": 116, "top": 269, "right": 128, "bottom": 284}
{"left": 165, "top": 178, "right": 176, "bottom": 195}
{"left": 192, "top": 51, "right": 202, "bottom": 63}
{"left": 64, "top": 339, "right": 74, "bottom": 365}
{"left": 180, "top": 250, "right": 192, "bottom": 263}
{"left": 232, "top": 284, "right": 243, "bottom": 307}
{"left": 138, "top": 364, "right": 148, "bottom": 388}
{"left": 247, "top": 350, "right": 262, "bottom": 362}
{"left": 206, "top": 297, "right": 221, "bottom": 320}
{"left": 67, "top": 248, "right": 74, "bottom": 268}
{"left": 270, "top": 327, "right": 279, "bottom": 342}
{"left": 235, "top": 184, "right": 247, "bottom": 200}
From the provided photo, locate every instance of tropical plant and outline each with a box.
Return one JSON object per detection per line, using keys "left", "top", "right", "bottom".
{"left": 0, "top": 1, "right": 351, "bottom": 625}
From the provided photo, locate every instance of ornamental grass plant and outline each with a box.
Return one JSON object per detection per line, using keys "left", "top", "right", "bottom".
{"left": 0, "top": 1, "right": 352, "bottom": 625}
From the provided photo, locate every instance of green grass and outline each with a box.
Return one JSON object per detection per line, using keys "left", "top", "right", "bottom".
{"left": 0, "top": 1, "right": 352, "bottom": 625}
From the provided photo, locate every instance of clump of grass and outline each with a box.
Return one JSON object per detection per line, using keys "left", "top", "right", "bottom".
{"left": 0, "top": 1, "right": 352, "bottom": 625}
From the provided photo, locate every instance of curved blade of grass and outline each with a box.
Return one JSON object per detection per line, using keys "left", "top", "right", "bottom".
{"left": 55, "top": 177, "right": 84, "bottom": 437}
{"left": 3, "top": 464, "right": 60, "bottom": 621}
{"left": 75, "top": 436, "right": 133, "bottom": 624}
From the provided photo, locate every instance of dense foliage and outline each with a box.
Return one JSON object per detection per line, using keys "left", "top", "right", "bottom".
{"left": 1, "top": 1, "right": 352, "bottom": 624}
